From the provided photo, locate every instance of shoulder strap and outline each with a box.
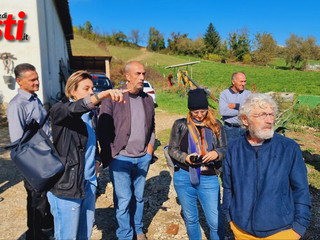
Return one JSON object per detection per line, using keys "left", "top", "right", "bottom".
{"left": 40, "top": 110, "right": 50, "bottom": 128}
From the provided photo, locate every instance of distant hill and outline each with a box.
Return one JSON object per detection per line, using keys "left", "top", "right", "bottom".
{"left": 71, "top": 34, "right": 184, "bottom": 66}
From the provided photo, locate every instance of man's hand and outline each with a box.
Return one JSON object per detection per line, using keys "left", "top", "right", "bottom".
{"left": 147, "top": 143, "right": 154, "bottom": 155}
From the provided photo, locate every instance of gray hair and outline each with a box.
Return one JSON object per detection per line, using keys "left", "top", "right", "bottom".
{"left": 124, "top": 61, "right": 143, "bottom": 74}
{"left": 14, "top": 63, "right": 36, "bottom": 79}
{"left": 232, "top": 72, "right": 245, "bottom": 81}
{"left": 239, "top": 93, "right": 278, "bottom": 128}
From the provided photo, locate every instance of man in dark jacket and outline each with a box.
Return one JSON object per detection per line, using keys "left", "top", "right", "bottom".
{"left": 98, "top": 61, "right": 155, "bottom": 240}
{"left": 223, "top": 93, "right": 311, "bottom": 240}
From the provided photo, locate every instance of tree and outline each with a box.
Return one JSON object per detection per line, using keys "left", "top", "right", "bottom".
{"left": 203, "top": 22, "right": 221, "bottom": 54}
{"left": 130, "top": 29, "right": 141, "bottom": 45}
{"left": 253, "top": 32, "right": 277, "bottom": 65}
{"left": 147, "top": 27, "right": 165, "bottom": 51}
{"left": 284, "top": 34, "right": 314, "bottom": 69}
{"left": 84, "top": 21, "right": 93, "bottom": 36}
{"left": 303, "top": 37, "right": 320, "bottom": 60}
{"left": 167, "top": 32, "right": 188, "bottom": 53}
{"left": 228, "top": 29, "right": 250, "bottom": 61}
{"left": 220, "top": 40, "right": 229, "bottom": 59}
{"left": 111, "top": 31, "right": 127, "bottom": 45}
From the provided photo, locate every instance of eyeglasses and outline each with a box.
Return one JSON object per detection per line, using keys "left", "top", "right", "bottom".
{"left": 251, "top": 112, "right": 275, "bottom": 120}
{"left": 191, "top": 110, "right": 208, "bottom": 115}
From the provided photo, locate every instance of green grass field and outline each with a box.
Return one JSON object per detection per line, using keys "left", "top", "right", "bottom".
{"left": 71, "top": 35, "right": 110, "bottom": 56}
{"left": 70, "top": 34, "right": 320, "bottom": 114}
{"left": 268, "top": 58, "right": 320, "bottom": 70}
{"left": 154, "top": 59, "right": 320, "bottom": 95}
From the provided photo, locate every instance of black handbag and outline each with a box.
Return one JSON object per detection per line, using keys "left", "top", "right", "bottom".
{"left": 5, "top": 112, "right": 64, "bottom": 192}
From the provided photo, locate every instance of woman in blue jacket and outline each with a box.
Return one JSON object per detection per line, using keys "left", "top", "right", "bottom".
{"left": 168, "top": 88, "right": 226, "bottom": 240}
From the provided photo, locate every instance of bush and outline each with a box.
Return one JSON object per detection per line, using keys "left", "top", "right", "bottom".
{"left": 204, "top": 53, "right": 222, "bottom": 62}
{"left": 290, "top": 104, "right": 320, "bottom": 128}
{"left": 242, "top": 53, "right": 252, "bottom": 64}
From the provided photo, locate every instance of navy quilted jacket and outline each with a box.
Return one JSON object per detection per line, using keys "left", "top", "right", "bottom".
{"left": 223, "top": 133, "right": 311, "bottom": 237}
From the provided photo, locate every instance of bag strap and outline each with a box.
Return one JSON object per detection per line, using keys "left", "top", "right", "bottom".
{"left": 40, "top": 110, "right": 50, "bottom": 128}
{"left": 5, "top": 110, "right": 51, "bottom": 150}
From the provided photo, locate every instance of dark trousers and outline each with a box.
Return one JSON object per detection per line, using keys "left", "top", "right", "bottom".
{"left": 24, "top": 180, "right": 54, "bottom": 240}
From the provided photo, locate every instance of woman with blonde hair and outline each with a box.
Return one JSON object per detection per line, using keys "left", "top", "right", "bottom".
{"left": 168, "top": 88, "right": 226, "bottom": 240}
{"left": 47, "top": 70, "right": 128, "bottom": 240}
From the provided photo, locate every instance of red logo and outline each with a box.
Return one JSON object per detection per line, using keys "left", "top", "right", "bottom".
{"left": 0, "top": 11, "right": 28, "bottom": 41}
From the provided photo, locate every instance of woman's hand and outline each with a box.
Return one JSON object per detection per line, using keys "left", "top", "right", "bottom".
{"left": 202, "top": 151, "right": 218, "bottom": 163}
{"left": 101, "top": 89, "right": 130, "bottom": 103}
{"left": 185, "top": 153, "right": 199, "bottom": 165}
{"left": 91, "top": 89, "right": 130, "bottom": 105}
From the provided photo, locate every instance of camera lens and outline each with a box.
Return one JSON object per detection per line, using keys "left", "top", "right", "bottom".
{"left": 190, "top": 155, "right": 196, "bottom": 162}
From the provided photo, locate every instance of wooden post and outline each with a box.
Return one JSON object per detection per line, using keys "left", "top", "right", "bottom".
{"left": 105, "top": 59, "right": 110, "bottom": 79}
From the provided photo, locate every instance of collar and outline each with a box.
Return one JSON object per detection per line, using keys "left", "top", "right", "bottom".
{"left": 18, "top": 88, "right": 37, "bottom": 100}
{"left": 243, "top": 131, "right": 273, "bottom": 149}
{"left": 228, "top": 86, "right": 244, "bottom": 94}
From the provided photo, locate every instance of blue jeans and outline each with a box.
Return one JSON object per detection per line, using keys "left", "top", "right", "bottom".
{"left": 47, "top": 181, "right": 96, "bottom": 240}
{"left": 173, "top": 169, "right": 224, "bottom": 240}
{"left": 223, "top": 124, "right": 246, "bottom": 143}
{"left": 109, "top": 153, "right": 152, "bottom": 240}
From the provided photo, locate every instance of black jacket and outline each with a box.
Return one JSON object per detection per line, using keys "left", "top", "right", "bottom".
{"left": 168, "top": 118, "right": 227, "bottom": 174}
{"left": 49, "top": 96, "right": 100, "bottom": 199}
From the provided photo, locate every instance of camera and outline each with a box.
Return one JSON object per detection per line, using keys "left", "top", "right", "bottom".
{"left": 189, "top": 155, "right": 203, "bottom": 164}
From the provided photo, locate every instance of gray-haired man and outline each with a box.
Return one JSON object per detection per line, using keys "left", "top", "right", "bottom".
{"left": 7, "top": 63, "right": 53, "bottom": 239}
{"left": 223, "top": 93, "right": 311, "bottom": 239}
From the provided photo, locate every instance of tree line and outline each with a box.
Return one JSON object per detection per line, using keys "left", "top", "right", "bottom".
{"left": 74, "top": 21, "right": 320, "bottom": 69}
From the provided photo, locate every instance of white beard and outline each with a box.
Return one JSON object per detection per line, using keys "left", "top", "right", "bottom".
{"left": 249, "top": 125, "right": 274, "bottom": 140}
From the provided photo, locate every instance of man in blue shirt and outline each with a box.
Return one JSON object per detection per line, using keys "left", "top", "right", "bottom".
{"left": 7, "top": 63, "right": 53, "bottom": 240}
{"left": 219, "top": 72, "right": 251, "bottom": 142}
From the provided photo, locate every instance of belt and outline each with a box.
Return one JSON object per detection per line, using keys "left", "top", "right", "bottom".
{"left": 224, "top": 122, "right": 241, "bottom": 128}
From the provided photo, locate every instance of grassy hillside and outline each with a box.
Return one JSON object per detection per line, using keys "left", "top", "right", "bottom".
{"left": 71, "top": 34, "right": 110, "bottom": 56}
{"left": 70, "top": 34, "right": 320, "bottom": 115}
{"left": 71, "top": 34, "right": 183, "bottom": 65}
{"left": 154, "top": 59, "right": 320, "bottom": 95}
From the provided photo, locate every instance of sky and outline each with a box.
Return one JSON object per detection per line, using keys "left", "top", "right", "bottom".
{"left": 69, "top": 0, "right": 320, "bottom": 47}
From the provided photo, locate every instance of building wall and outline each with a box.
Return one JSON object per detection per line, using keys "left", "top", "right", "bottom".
{"left": 0, "top": 0, "right": 70, "bottom": 107}
{"left": 0, "top": 0, "right": 42, "bottom": 104}
{"left": 37, "top": 0, "right": 69, "bottom": 106}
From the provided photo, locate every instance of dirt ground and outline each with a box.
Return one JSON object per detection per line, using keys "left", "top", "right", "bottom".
{"left": 0, "top": 110, "right": 319, "bottom": 240}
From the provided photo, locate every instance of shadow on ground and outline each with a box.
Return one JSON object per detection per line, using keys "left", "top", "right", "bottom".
{"left": 94, "top": 166, "right": 172, "bottom": 240}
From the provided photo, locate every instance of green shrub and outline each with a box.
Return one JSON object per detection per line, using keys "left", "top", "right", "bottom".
{"left": 290, "top": 104, "right": 320, "bottom": 128}
{"left": 205, "top": 53, "right": 222, "bottom": 62}
{"left": 242, "top": 53, "right": 252, "bottom": 64}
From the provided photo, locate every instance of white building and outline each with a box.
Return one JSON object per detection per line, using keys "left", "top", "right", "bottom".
{"left": 0, "top": 0, "right": 73, "bottom": 107}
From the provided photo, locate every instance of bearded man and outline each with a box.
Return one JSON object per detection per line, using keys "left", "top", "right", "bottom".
{"left": 222, "top": 93, "right": 311, "bottom": 240}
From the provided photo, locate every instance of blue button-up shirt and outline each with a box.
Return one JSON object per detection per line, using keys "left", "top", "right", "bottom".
{"left": 7, "top": 89, "right": 50, "bottom": 143}
{"left": 81, "top": 111, "right": 97, "bottom": 186}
